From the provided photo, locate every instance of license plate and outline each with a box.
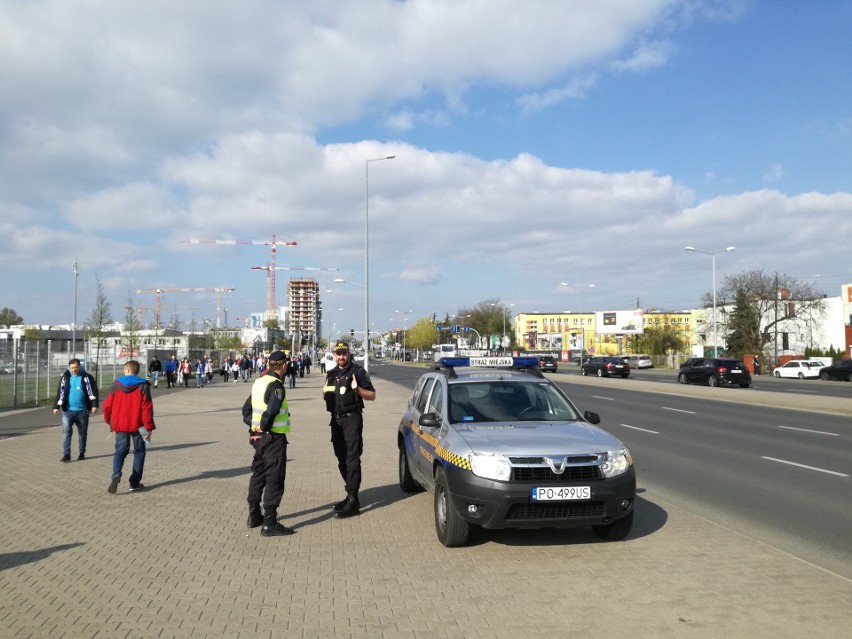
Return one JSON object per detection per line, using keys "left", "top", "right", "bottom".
{"left": 531, "top": 486, "right": 590, "bottom": 501}
{"left": 730, "top": 370, "right": 741, "bottom": 374}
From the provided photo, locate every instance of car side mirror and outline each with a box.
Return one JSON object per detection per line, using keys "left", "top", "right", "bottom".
{"left": 419, "top": 413, "right": 440, "bottom": 429}
{"left": 583, "top": 410, "right": 601, "bottom": 425}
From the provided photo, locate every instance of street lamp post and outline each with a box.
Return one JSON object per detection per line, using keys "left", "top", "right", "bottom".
{"left": 685, "top": 246, "right": 735, "bottom": 357}
{"left": 560, "top": 283, "right": 595, "bottom": 366}
{"left": 364, "top": 154, "right": 396, "bottom": 373}
{"left": 71, "top": 259, "right": 79, "bottom": 360}
{"left": 395, "top": 310, "right": 411, "bottom": 361}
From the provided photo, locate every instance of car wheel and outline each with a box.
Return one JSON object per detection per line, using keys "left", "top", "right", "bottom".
{"left": 677, "top": 372, "right": 688, "bottom": 385}
{"left": 740, "top": 383, "right": 751, "bottom": 388}
{"left": 596, "top": 369, "right": 604, "bottom": 378}
{"left": 622, "top": 373, "right": 629, "bottom": 378}
{"left": 434, "top": 468, "right": 470, "bottom": 547}
{"left": 581, "top": 368, "right": 588, "bottom": 376}
{"left": 592, "top": 510, "right": 633, "bottom": 541}
{"left": 774, "top": 371, "right": 781, "bottom": 378}
{"left": 797, "top": 372, "right": 804, "bottom": 380}
{"left": 398, "top": 446, "right": 420, "bottom": 493}
{"left": 708, "top": 375, "right": 719, "bottom": 387}
{"left": 819, "top": 371, "right": 829, "bottom": 381}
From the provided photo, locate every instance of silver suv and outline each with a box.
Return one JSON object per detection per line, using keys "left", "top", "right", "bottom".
{"left": 397, "top": 356, "right": 636, "bottom": 546}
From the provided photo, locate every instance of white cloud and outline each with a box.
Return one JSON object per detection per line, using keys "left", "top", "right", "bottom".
{"left": 763, "top": 164, "right": 784, "bottom": 183}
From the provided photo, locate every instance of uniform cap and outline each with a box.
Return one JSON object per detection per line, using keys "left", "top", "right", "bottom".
{"left": 268, "top": 350, "right": 287, "bottom": 363}
{"left": 333, "top": 341, "right": 350, "bottom": 353}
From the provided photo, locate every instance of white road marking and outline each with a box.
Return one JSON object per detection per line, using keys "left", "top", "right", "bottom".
{"left": 591, "top": 396, "right": 615, "bottom": 401}
{"left": 662, "top": 406, "right": 696, "bottom": 414}
{"left": 777, "top": 425, "right": 839, "bottom": 436}
{"left": 761, "top": 456, "right": 848, "bottom": 477}
{"left": 619, "top": 423, "right": 660, "bottom": 434}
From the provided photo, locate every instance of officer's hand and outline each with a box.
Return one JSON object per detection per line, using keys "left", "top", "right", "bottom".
{"left": 350, "top": 377, "right": 358, "bottom": 390}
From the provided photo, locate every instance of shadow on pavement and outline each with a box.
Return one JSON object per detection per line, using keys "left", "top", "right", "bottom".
{"left": 142, "top": 465, "right": 251, "bottom": 491}
{"left": 0, "top": 543, "right": 85, "bottom": 572}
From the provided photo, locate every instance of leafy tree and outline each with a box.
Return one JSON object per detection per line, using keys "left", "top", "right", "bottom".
{"left": 726, "top": 288, "right": 762, "bottom": 356}
{"left": 85, "top": 275, "right": 113, "bottom": 371}
{"left": 632, "top": 326, "right": 685, "bottom": 356}
{"left": 407, "top": 317, "right": 439, "bottom": 351}
{"left": 0, "top": 308, "right": 23, "bottom": 327}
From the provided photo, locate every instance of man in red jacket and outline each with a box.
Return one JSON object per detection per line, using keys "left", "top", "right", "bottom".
{"left": 103, "top": 360, "right": 156, "bottom": 494}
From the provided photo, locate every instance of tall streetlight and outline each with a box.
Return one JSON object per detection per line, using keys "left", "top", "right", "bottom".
{"left": 395, "top": 309, "right": 411, "bottom": 361}
{"left": 560, "top": 283, "right": 595, "bottom": 366}
{"left": 685, "top": 246, "right": 735, "bottom": 357}
{"left": 364, "top": 154, "right": 396, "bottom": 373}
{"left": 71, "top": 259, "right": 79, "bottom": 360}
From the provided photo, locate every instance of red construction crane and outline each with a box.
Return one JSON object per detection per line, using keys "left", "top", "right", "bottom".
{"left": 249, "top": 265, "right": 338, "bottom": 321}
{"left": 137, "top": 288, "right": 235, "bottom": 329}
{"left": 180, "top": 235, "right": 297, "bottom": 320}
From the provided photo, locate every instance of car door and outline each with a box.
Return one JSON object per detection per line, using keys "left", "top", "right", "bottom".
{"left": 685, "top": 359, "right": 706, "bottom": 383}
{"left": 411, "top": 377, "right": 439, "bottom": 487}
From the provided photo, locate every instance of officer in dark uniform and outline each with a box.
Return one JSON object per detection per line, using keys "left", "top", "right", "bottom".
{"left": 242, "top": 350, "right": 295, "bottom": 536}
{"left": 323, "top": 341, "right": 376, "bottom": 518}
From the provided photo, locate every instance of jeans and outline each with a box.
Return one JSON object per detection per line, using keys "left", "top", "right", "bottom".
{"left": 112, "top": 431, "right": 146, "bottom": 488}
{"left": 62, "top": 410, "right": 90, "bottom": 456}
{"left": 151, "top": 371, "right": 160, "bottom": 387}
{"left": 196, "top": 372, "right": 204, "bottom": 387}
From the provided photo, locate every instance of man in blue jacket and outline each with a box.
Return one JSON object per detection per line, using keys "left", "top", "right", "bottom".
{"left": 53, "top": 358, "right": 99, "bottom": 462}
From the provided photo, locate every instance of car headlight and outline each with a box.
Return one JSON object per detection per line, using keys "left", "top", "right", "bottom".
{"left": 469, "top": 452, "right": 511, "bottom": 481}
{"left": 601, "top": 448, "right": 633, "bottom": 478}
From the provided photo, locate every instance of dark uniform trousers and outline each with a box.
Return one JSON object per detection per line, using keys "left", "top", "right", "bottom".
{"left": 330, "top": 412, "right": 363, "bottom": 494}
{"left": 247, "top": 433, "right": 288, "bottom": 508}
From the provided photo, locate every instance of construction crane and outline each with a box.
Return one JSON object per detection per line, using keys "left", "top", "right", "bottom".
{"left": 125, "top": 304, "right": 197, "bottom": 327}
{"left": 180, "top": 235, "right": 297, "bottom": 319}
{"left": 137, "top": 288, "right": 235, "bottom": 329}
{"left": 249, "top": 265, "right": 338, "bottom": 321}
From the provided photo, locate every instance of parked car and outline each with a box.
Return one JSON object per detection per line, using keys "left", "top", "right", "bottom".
{"left": 581, "top": 356, "right": 631, "bottom": 378}
{"left": 623, "top": 354, "right": 653, "bottom": 369}
{"left": 772, "top": 360, "right": 825, "bottom": 379}
{"left": 538, "top": 355, "right": 558, "bottom": 372}
{"left": 677, "top": 358, "right": 751, "bottom": 388}
{"left": 818, "top": 358, "right": 852, "bottom": 381}
{"left": 397, "top": 356, "right": 635, "bottom": 547}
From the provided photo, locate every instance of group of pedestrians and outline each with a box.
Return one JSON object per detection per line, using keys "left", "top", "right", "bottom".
{"left": 53, "top": 341, "right": 375, "bottom": 537}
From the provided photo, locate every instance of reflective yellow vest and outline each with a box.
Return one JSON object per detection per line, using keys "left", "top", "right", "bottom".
{"left": 250, "top": 375, "right": 290, "bottom": 434}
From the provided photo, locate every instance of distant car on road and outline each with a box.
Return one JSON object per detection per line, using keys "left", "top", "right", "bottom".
{"left": 678, "top": 358, "right": 751, "bottom": 388}
{"left": 538, "top": 355, "right": 558, "bottom": 372}
{"left": 772, "top": 360, "right": 825, "bottom": 379}
{"left": 818, "top": 359, "right": 852, "bottom": 381}
{"left": 623, "top": 354, "right": 653, "bottom": 369}
{"left": 581, "top": 356, "right": 631, "bottom": 378}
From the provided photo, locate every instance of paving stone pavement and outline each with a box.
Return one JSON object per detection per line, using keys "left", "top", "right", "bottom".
{"left": 0, "top": 371, "right": 850, "bottom": 638}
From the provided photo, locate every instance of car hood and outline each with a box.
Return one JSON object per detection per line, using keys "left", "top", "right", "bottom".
{"left": 455, "top": 421, "right": 624, "bottom": 455}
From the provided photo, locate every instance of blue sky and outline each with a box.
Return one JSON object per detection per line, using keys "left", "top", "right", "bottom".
{"left": 1, "top": 0, "right": 850, "bottom": 339}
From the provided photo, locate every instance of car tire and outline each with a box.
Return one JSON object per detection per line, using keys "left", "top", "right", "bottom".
{"left": 774, "top": 371, "right": 781, "bottom": 378}
{"left": 708, "top": 375, "right": 719, "bottom": 387}
{"left": 677, "top": 372, "right": 688, "bottom": 385}
{"left": 592, "top": 510, "right": 633, "bottom": 541}
{"left": 819, "top": 371, "right": 829, "bottom": 381}
{"left": 434, "top": 468, "right": 470, "bottom": 547}
{"left": 596, "top": 369, "right": 604, "bottom": 378}
{"left": 797, "top": 372, "right": 804, "bottom": 380}
{"left": 581, "top": 368, "right": 588, "bottom": 376}
{"left": 740, "top": 382, "right": 751, "bottom": 388}
{"left": 622, "top": 373, "right": 629, "bottom": 378}
{"left": 398, "top": 446, "right": 420, "bottom": 493}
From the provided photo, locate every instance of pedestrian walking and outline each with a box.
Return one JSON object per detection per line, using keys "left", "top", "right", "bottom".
{"left": 322, "top": 341, "right": 376, "bottom": 518}
{"left": 102, "top": 360, "right": 156, "bottom": 493}
{"left": 195, "top": 359, "right": 205, "bottom": 388}
{"left": 286, "top": 356, "right": 297, "bottom": 389}
{"left": 164, "top": 354, "right": 178, "bottom": 388}
{"left": 242, "top": 350, "right": 294, "bottom": 536}
{"left": 149, "top": 355, "right": 163, "bottom": 388}
{"left": 53, "top": 358, "right": 99, "bottom": 462}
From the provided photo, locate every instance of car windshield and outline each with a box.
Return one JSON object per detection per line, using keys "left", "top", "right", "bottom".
{"left": 449, "top": 381, "right": 580, "bottom": 423}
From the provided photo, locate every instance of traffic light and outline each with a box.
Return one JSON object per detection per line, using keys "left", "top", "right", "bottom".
{"left": 350, "top": 328, "right": 355, "bottom": 337}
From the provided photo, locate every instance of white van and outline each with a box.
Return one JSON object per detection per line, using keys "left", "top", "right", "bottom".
{"left": 623, "top": 354, "right": 653, "bottom": 369}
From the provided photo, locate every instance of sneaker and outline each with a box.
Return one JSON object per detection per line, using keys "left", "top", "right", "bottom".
{"left": 77, "top": 453, "right": 85, "bottom": 461}
{"left": 60, "top": 454, "right": 71, "bottom": 462}
{"left": 128, "top": 484, "right": 145, "bottom": 492}
{"left": 108, "top": 476, "right": 120, "bottom": 494}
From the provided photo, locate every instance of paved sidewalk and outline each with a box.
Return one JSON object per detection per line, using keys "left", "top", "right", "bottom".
{"left": 0, "top": 371, "right": 849, "bottom": 638}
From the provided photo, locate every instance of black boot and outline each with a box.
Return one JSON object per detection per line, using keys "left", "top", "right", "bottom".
{"left": 261, "top": 507, "right": 295, "bottom": 536}
{"left": 332, "top": 496, "right": 349, "bottom": 512}
{"left": 335, "top": 493, "right": 360, "bottom": 519}
{"left": 247, "top": 503, "right": 263, "bottom": 528}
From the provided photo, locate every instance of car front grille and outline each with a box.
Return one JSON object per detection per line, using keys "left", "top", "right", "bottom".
{"left": 505, "top": 501, "right": 606, "bottom": 520}
{"left": 511, "top": 466, "right": 602, "bottom": 481}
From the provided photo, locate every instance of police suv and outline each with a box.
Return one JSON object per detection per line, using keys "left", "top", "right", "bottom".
{"left": 397, "top": 357, "right": 636, "bottom": 547}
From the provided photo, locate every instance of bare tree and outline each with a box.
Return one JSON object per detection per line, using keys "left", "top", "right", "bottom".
{"left": 85, "top": 274, "right": 113, "bottom": 371}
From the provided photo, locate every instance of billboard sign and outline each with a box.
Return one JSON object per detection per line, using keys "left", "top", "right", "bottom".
{"left": 595, "top": 310, "right": 645, "bottom": 335}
